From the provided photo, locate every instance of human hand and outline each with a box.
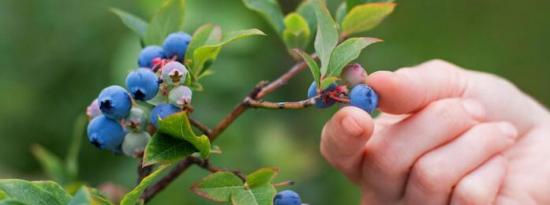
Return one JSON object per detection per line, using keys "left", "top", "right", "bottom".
{"left": 320, "top": 60, "right": 550, "bottom": 205}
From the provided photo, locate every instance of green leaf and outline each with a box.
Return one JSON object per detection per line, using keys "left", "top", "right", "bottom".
{"left": 320, "top": 76, "right": 339, "bottom": 90}
{"left": 120, "top": 165, "right": 169, "bottom": 205}
{"left": 241, "top": 0, "right": 285, "bottom": 34}
{"left": 346, "top": 0, "right": 362, "bottom": 11}
{"left": 69, "top": 186, "right": 113, "bottom": 205}
{"left": 31, "top": 145, "right": 68, "bottom": 184}
{"left": 143, "top": 133, "right": 198, "bottom": 166}
{"left": 335, "top": 3, "right": 347, "bottom": 24}
{"left": 187, "top": 24, "right": 221, "bottom": 68}
{"left": 192, "top": 168, "right": 278, "bottom": 205}
{"left": 66, "top": 114, "right": 86, "bottom": 181}
{"left": 341, "top": 3, "right": 396, "bottom": 36}
{"left": 282, "top": 13, "right": 311, "bottom": 50}
{"left": 0, "top": 199, "right": 27, "bottom": 205}
{"left": 327, "top": 37, "right": 382, "bottom": 77}
{"left": 293, "top": 49, "right": 320, "bottom": 86}
{"left": 313, "top": 0, "right": 339, "bottom": 75}
{"left": 157, "top": 112, "right": 211, "bottom": 158}
{"left": 296, "top": 0, "right": 316, "bottom": 36}
{"left": 0, "top": 180, "right": 71, "bottom": 205}
{"left": 144, "top": 0, "right": 186, "bottom": 45}
{"left": 192, "top": 29, "right": 265, "bottom": 77}
{"left": 110, "top": 8, "right": 148, "bottom": 38}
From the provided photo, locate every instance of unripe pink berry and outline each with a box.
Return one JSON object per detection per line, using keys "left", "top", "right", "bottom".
{"left": 342, "top": 63, "right": 368, "bottom": 86}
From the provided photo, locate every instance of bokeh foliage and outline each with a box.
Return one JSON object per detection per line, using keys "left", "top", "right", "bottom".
{"left": 0, "top": 0, "right": 548, "bottom": 204}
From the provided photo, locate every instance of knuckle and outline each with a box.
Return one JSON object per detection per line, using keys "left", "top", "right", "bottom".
{"left": 364, "top": 141, "right": 405, "bottom": 179}
{"left": 453, "top": 178, "right": 490, "bottom": 205}
{"left": 411, "top": 156, "right": 451, "bottom": 193}
{"left": 427, "top": 99, "right": 478, "bottom": 125}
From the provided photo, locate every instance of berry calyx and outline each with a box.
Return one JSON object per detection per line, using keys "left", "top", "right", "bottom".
{"left": 126, "top": 68, "right": 160, "bottom": 101}
{"left": 87, "top": 115, "right": 125, "bottom": 153}
{"left": 307, "top": 81, "right": 337, "bottom": 108}
{"left": 138, "top": 46, "right": 165, "bottom": 68}
{"left": 169, "top": 85, "right": 193, "bottom": 107}
{"left": 161, "top": 61, "right": 188, "bottom": 86}
{"left": 162, "top": 32, "right": 192, "bottom": 61}
{"left": 98, "top": 85, "right": 132, "bottom": 120}
{"left": 123, "top": 107, "right": 148, "bottom": 132}
{"left": 349, "top": 84, "right": 379, "bottom": 114}
{"left": 274, "top": 190, "right": 302, "bottom": 205}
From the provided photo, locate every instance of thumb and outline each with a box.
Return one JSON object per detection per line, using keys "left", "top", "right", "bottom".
{"left": 321, "top": 106, "right": 374, "bottom": 182}
{"left": 367, "top": 59, "right": 468, "bottom": 114}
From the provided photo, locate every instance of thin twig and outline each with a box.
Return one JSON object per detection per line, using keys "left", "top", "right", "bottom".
{"left": 189, "top": 118, "right": 212, "bottom": 136}
{"left": 245, "top": 97, "right": 318, "bottom": 109}
{"left": 142, "top": 158, "right": 194, "bottom": 203}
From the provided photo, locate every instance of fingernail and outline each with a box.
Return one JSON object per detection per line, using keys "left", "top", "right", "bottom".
{"left": 341, "top": 115, "right": 364, "bottom": 137}
{"left": 498, "top": 122, "right": 518, "bottom": 138}
{"left": 461, "top": 99, "right": 485, "bottom": 120}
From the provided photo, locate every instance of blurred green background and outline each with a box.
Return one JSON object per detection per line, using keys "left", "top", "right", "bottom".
{"left": 0, "top": 0, "right": 549, "bottom": 204}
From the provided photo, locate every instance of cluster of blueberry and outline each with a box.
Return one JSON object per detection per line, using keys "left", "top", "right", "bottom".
{"left": 86, "top": 32, "right": 193, "bottom": 157}
{"left": 308, "top": 63, "right": 379, "bottom": 113}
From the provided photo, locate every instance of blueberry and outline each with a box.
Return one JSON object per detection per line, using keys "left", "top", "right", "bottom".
{"left": 307, "top": 82, "right": 337, "bottom": 108}
{"left": 98, "top": 85, "right": 132, "bottom": 120}
{"left": 342, "top": 63, "right": 367, "bottom": 86}
{"left": 349, "top": 84, "right": 379, "bottom": 114}
{"left": 126, "top": 68, "right": 160, "bottom": 101}
{"left": 138, "top": 46, "right": 165, "bottom": 68}
{"left": 274, "top": 190, "right": 302, "bottom": 205}
{"left": 162, "top": 32, "right": 192, "bottom": 61}
{"left": 86, "top": 99, "right": 101, "bottom": 119}
{"left": 123, "top": 107, "right": 148, "bottom": 132}
{"left": 87, "top": 115, "right": 125, "bottom": 152}
{"left": 161, "top": 61, "right": 188, "bottom": 85}
{"left": 122, "top": 131, "right": 151, "bottom": 157}
{"left": 150, "top": 103, "right": 180, "bottom": 128}
{"left": 169, "top": 86, "right": 192, "bottom": 107}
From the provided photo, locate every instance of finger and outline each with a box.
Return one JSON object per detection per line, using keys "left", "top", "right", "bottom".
{"left": 450, "top": 156, "right": 508, "bottom": 205}
{"left": 361, "top": 98, "right": 484, "bottom": 201}
{"left": 404, "top": 122, "right": 518, "bottom": 205}
{"left": 367, "top": 59, "right": 468, "bottom": 114}
{"left": 320, "top": 106, "right": 374, "bottom": 182}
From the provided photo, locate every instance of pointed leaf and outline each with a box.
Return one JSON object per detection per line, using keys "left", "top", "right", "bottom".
{"left": 120, "top": 165, "right": 169, "bottom": 205}
{"left": 143, "top": 133, "right": 197, "bottom": 166}
{"left": 191, "top": 172, "right": 243, "bottom": 202}
{"left": 31, "top": 145, "right": 68, "bottom": 184}
{"left": 313, "top": 0, "right": 339, "bottom": 75}
{"left": 341, "top": 3, "right": 395, "bottom": 36}
{"left": 0, "top": 180, "right": 71, "bottom": 205}
{"left": 192, "top": 29, "right": 265, "bottom": 77}
{"left": 296, "top": 0, "right": 316, "bottom": 36}
{"left": 246, "top": 168, "right": 278, "bottom": 188}
{"left": 157, "top": 112, "right": 211, "bottom": 158}
{"left": 144, "top": 0, "right": 186, "bottom": 45}
{"left": 293, "top": 49, "right": 320, "bottom": 86}
{"left": 327, "top": 37, "right": 382, "bottom": 77}
{"left": 335, "top": 3, "right": 347, "bottom": 24}
{"left": 282, "top": 13, "right": 311, "bottom": 50}
{"left": 69, "top": 186, "right": 113, "bottom": 205}
{"left": 110, "top": 8, "right": 148, "bottom": 38}
{"left": 187, "top": 24, "right": 221, "bottom": 68}
{"left": 241, "top": 0, "right": 285, "bottom": 34}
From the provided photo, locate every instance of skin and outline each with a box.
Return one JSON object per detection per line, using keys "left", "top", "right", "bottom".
{"left": 320, "top": 59, "right": 550, "bottom": 205}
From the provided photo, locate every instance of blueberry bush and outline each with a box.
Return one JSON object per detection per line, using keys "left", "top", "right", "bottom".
{"left": 0, "top": 0, "right": 394, "bottom": 204}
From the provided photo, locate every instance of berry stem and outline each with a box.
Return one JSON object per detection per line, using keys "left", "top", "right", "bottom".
{"left": 245, "top": 97, "right": 319, "bottom": 109}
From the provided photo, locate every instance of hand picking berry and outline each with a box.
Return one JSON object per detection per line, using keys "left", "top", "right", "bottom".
{"left": 349, "top": 84, "right": 379, "bottom": 114}
{"left": 161, "top": 61, "right": 188, "bottom": 86}
{"left": 307, "top": 81, "right": 337, "bottom": 108}
{"left": 86, "top": 99, "right": 101, "bottom": 119}
{"left": 98, "top": 85, "right": 132, "bottom": 120}
{"left": 169, "top": 85, "right": 193, "bottom": 107}
{"left": 273, "top": 190, "right": 302, "bottom": 205}
{"left": 126, "top": 68, "right": 160, "bottom": 101}
{"left": 342, "top": 63, "right": 368, "bottom": 86}
{"left": 122, "top": 131, "right": 151, "bottom": 157}
{"left": 162, "top": 32, "right": 192, "bottom": 61}
{"left": 138, "top": 45, "right": 165, "bottom": 68}
{"left": 87, "top": 115, "right": 125, "bottom": 153}
{"left": 150, "top": 103, "right": 181, "bottom": 128}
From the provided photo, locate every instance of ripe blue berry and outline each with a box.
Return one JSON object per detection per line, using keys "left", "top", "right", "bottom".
{"left": 123, "top": 107, "right": 148, "bottom": 132}
{"left": 342, "top": 63, "right": 367, "bottom": 86}
{"left": 138, "top": 46, "right": 165, "bottom": 68}
{"left": 162, "top": 32, "right": 192, "bottom": 61}
{"left": 307, "top": 82, "right": 337, "bottom": 108}
{"left": 122, "top": 131, "right": 151, "bottom": 157}
{"left": 150, "top": 103, "right": 180, "bottom": 128}
{"left": 87, "top": 115, "right": 125, "bottom": 152}
{"left": 98, "top": 85, "right": 132, "bottom": 120}
{"left": 274, "top": 190, "right": 302, "bottom": 205}
{"left": 349, "top": 84, "right": 379, "bottom": 114}
{"left": 86, "top": 99, "right": 101, "bottom": 119}
{"left": 169, "top": 86, "right": 192, "bottom": 107}
{"left": 126, "top": 68, "right": 160, "bottom": 101}
{"left": 161, "top": 61, "right": 188, "bottom": 85}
